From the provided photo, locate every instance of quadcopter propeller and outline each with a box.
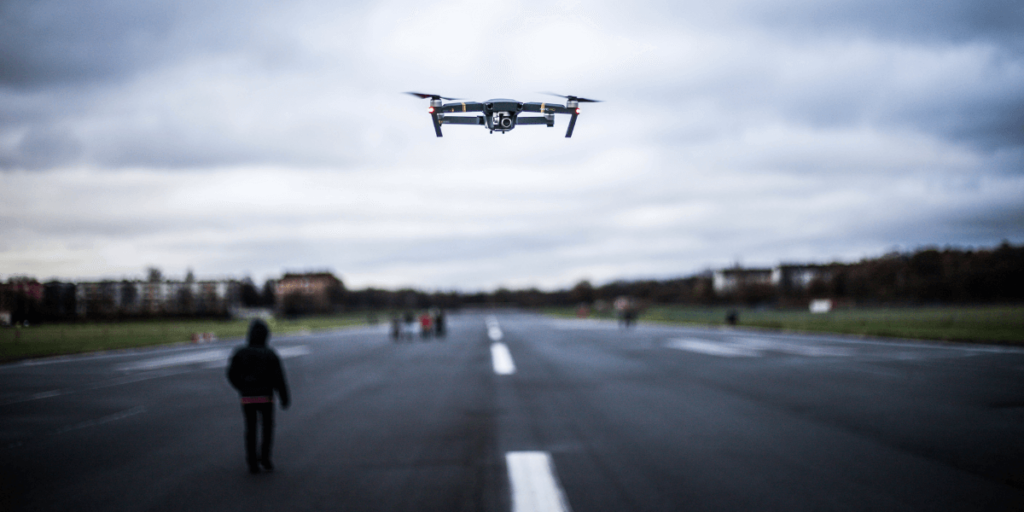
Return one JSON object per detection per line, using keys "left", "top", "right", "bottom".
{"left": 405, "top": 92, "right": 461, "bottom": 101}
{"left": 543, "top": 92, "right": 602, "bottom": 103}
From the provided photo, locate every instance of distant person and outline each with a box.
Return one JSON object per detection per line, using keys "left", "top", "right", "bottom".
{"left": 622, "top": 307, "right": 637, "bottom": 328}
{"left": 433, "top": 310, "right": 446, "bottom": 338}
{"left": 227, "top": 319, "right": 290, "bottom": 474}
{"left": 403, "top": 311, "right": 416, "bottom": 340}
{"left": 390, "top": 315, "right": 402, "bottom": 342}
{"left": 726, "top": 309, "right": 738, "bottom": 326}
{"left": 420, "top": 312, "right": 433, "bottom": 339}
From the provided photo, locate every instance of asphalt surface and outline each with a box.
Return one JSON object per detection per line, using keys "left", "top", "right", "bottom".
{"left": 2, "top": 311, "right": 1024, "bottom": 511}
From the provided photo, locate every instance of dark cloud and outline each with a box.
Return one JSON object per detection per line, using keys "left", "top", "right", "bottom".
{"left": 0, "top": 0, "right": 370, "bottom": 88}
{"left": 750, "top": 0, "right": 1024, "bottom": 50}
{"left": 1, "top": 0, "right": 183, "bottom": 87}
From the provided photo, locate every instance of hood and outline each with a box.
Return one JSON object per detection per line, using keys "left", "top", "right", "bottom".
{"left": 248, "top": 319, "right": 269, "bottom": 347}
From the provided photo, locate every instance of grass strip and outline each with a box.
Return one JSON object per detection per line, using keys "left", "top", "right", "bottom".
{"left": 0, "top": 314, "right": 369, "bottom": 363}
{"left": 545, "top": 305, "right": 1024, "bottom": 345}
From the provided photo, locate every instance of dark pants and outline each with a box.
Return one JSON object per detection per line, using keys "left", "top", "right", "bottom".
{"left": 242, "top": 402, "right": 274, "bottom": 467}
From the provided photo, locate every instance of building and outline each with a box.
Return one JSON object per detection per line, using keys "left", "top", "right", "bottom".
{"left": 771, "top": 264, "right": 832, "bottom": 293}
{"left": 712, "top": 267, "right": 774, "bottom": 294}
{"left": 713, "top": 264, "right": 835, "bottom": 297}
{"left": 74, "top": 279, "right": 242, "bottom": 318}
{"left": 275, "top": 272, "right": 345, "bottom": 314}
{"left": 1, "top": 277, "right": 44, "bottom": 325}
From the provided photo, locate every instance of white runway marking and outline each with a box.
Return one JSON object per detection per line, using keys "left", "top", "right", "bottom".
{"left": 122, "top": 345, "right": 310, "bottom": 371}
{"left": 277, "top": 345, "right": 312, "bottom": 358}
{"left": 735, "top": 337, "right": 853, "bottom": 357}
{"left": 548, "top": 319, "right": 619, "bottom": 330}
{"left": 667, "top": 336, "right": 858, "bottom": 358}
{"left": 666, "top": 339, "right": 760, "bottom": 357}
{"left": 120, "top": 349, "right": 231, "bottom": 371}
{"left": 506, "top": 451, "right": 573, "bottom": 512}
{"left": 486, "top": 316, "right": 504, "bottom": 341}
{"left": 492, "top": 343, "right": 517, "bottom": 375}
{"left": 488, "top": 326, "right": 504, "bottom": 341}
{"left": 3, "top": 346, "right": 311, "bottom": 406}
{"left": 55, "top": 406, "right": 146, "bottom": 434}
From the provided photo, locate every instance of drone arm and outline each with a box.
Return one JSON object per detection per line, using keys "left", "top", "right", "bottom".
{"left": 522, "top": 102, "right": 573, "bottom": 114}
{"left": 516, "top": 116, "right": 554, "bottom": 127}
{"left": 440, "top": 102, "right": 485, "bottom": 113}
{"left": 441, "top": 116, "right": 485, "bottom": 125}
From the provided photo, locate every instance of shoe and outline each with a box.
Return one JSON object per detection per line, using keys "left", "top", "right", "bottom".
{"left": 260, "top": 459, "right": 274, "bottom": 472}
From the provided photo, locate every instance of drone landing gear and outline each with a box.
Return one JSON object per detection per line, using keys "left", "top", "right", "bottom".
{"left": 565, "top": 112, "right": 578, "bottom": 138}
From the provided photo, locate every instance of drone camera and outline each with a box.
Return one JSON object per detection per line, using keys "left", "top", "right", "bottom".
{"left": 500, "top": 117, "right": 513, "bottom": 128}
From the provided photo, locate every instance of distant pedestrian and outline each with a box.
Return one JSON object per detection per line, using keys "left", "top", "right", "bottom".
{"left": 433, "top": 310, "right": 446, "bottom": 338}
{"left": 622, "top": 307, "right": 637, "bottom": 328}
{"left": 420, "top": 312, "right": 433, "bottom": 339}
{"left": 227, "top": 319, "right": 290, "bottom": 474}
{"left": 403, "top": 311, "right": 416, "bottom": 340}
{"left": 726, "top": 310, "right": 738, "bottom": 326}
{"left": 390, "top": 315, "right": 402, "bottom": 342}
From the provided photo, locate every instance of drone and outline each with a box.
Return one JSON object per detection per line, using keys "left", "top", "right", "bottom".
{"left": 405, "top": 92, "right": 601, "bottom": 138}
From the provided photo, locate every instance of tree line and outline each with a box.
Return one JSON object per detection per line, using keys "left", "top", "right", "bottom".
{"left": 3, "top": 242, "right": 1022, "bottom": 325}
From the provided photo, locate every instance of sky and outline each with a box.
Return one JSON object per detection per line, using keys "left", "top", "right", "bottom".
{"left": 1, "top": 0, "right": 1022, "bottom": 291}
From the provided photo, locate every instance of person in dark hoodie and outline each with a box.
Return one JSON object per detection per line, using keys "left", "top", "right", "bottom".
{"left": 227, "top": 319, "right": 290, "bottom": 474}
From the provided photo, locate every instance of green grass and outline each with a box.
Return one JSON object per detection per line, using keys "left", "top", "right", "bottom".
{"left": 545, "top": 305, "right": 1024, "bottom": 345}
{"left": 0, "top": 314, "right": 370, "bottom": 363}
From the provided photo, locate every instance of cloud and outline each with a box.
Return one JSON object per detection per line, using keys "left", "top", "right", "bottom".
{"left": 0, "top": 0, "right": 1021, "bottom": 288}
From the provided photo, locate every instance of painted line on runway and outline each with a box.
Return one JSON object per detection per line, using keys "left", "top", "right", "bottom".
{"left": 666, "top": 338, "right": 760, "bottom": 357}
{"left": 667, "top": 337, "right": 860, "bottom": 358}
{"left": 486, "top": 316, "right": 503, "bottom": 341}
{"left": 548, "top": 318, "right": 619, "bottom": 330}
{"left": 492, "top": 343, "right": 516, "bottom": 375}
{"left": 55, "top": 406, "right": 146, "bottom": 434}
{"left": 3, "top": 346, "right": 312, "bottom": 406}
{"left": 734, "top": 337, "right": 853, "bottom": 357}
{"left": 506, "top": 451, "right": 573, "bottom": 512}
{"left": 488, "top": 325, "right": 504, "bottom": 341}
{"left": 120, "top": 349, "right": 232, "bottom": 371}
{"left": 121, "top": 344, "right": 310, "bottom": 371}
{"left": 278, "top": 345, "right": 311, "bottom": 357}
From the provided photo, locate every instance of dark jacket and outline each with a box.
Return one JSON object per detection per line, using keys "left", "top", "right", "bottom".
{"left": 227, "top": 321, "right": 290, "bottom": 407}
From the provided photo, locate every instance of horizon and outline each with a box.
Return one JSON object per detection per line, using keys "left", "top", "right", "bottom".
{"left": 2, "top": 240, "right": 1016, "bottom": 293}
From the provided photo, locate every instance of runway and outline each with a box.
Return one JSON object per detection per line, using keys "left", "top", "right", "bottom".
{"left": 2, "top": 311, "right": 1023, "bottom": 511}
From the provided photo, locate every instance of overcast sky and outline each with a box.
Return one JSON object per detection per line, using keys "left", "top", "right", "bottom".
{"left": 1, "top": 0, "right": 1022, "bottom": 290}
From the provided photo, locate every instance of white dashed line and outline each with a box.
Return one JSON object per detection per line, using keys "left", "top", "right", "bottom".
{"left": 489, "top": 326, "right": 504, "bottom": 341}
{"left": 492, "top": 343, "right": 517, "bottom": 375}
{"left": 486, "top": 316, "right": 503, "bottom": 341}
{"left": 506, "top": 451, "right": 573, "bottom": 512}
{"left": 487, "top": 317, "right": 516, "bottom": 375}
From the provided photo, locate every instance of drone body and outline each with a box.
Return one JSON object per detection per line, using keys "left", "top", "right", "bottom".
{"left": 406, "top": 93, "right": 600, "bottom": 138}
